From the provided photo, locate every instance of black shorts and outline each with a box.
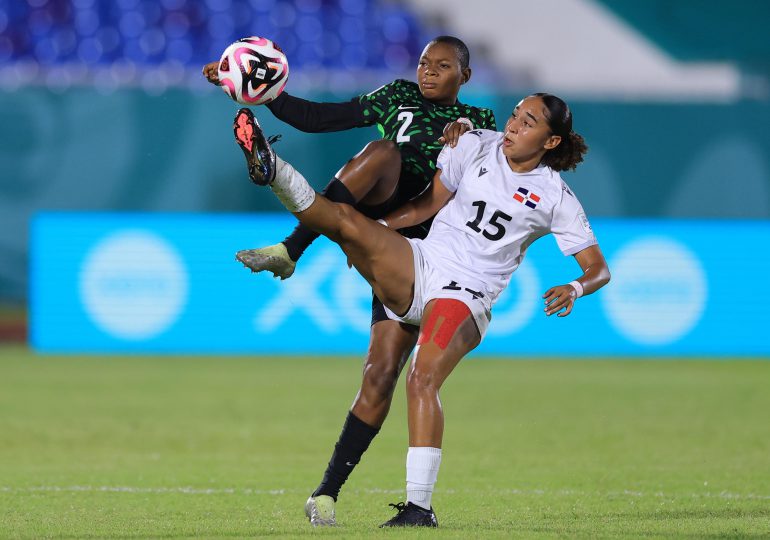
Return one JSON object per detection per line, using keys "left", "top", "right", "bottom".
{"left": 371, "top": 295, "right": 389, "bottom": 326}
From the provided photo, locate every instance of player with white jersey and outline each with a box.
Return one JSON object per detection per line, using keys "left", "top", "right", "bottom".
{"left": 233, "top": 92, "right": 611, "bottom": 528}
{"left": 384, "top": 127, "right": 597, "bottom": 337}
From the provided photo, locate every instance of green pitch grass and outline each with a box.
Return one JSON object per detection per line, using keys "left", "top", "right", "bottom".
{"left": 1, "top": 346, "right": 769, "bottom": 538}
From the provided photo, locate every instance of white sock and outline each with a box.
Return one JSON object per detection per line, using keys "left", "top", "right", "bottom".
{"left": 406, "top": 446, "right": 442, "bottom": 510}
{"left": 271, "top": 156, "right": 316, "bottom": 213}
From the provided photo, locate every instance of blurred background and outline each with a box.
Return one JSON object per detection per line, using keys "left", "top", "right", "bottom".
{"left": 2, "top": 0, "right": 770, "bottom": 355}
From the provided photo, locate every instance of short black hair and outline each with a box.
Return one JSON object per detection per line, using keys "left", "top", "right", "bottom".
{"left": 428, "top": 35, "right": 470, "bottom": 70}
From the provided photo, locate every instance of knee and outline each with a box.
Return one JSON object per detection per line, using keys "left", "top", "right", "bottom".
{"left": 406, "top": 365, "right": 439, "bottom": 398}
{"left": 361, "top": 361, "right": 399, "bottom": 401}
{"left": 336, "top": 203, "right": 365, "bottom": 243}
{"left": 357, "top": 140, "right": 401, "bottom": 175}
{"left": 362, "top": 139, "right": 399, "bottom": 161}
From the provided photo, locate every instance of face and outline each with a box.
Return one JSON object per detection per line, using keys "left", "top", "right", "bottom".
{"left": 502, "top": 96, "right": 561, "bottom": 163}
{"left": 416, "top": 42, "right": 469, "bottom": 105}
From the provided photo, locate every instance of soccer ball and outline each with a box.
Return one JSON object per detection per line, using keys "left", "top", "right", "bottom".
{"left": 218, "top": 37, "right": 289, "bottom": 105}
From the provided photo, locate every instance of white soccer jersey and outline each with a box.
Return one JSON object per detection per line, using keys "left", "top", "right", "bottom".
{"left": 416, "top": 129, "right": 597, "bottom": 305}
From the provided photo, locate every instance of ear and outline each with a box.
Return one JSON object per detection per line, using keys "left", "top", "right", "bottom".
{"left": 543, "top": 134, "right": 561, "bottom": 150}
{"left": 460, "top": 67, "right": 471, "bottom": 85}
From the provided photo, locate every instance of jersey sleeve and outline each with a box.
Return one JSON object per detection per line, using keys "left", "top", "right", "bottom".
{"left": 357, "top": 80, "right": 399, "bottom": 126}
{"left": 550, "top": 181, "right": 598, "bottom": 256}
{"left": 435, "top": 131, "right": 482, "bottom": 192}
{"left": 266, "top": 92, "right": 368, "bottom": 132}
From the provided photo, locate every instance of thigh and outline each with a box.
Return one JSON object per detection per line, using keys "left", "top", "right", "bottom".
{"left": 335, "top": 208, "right": 416, "bottom": 316}
{"left": 335, "top": 140, "right": 401, "bottom": 204}
{"left": 410, "top": 298, "right": 481, "bottom": 387}
{"left": 297, "top": 196, "right": 415, "bottom": 313}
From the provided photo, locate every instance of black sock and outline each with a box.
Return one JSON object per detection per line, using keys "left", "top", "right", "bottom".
{"left": 282, "top": 178, "right": 356, "bottom": 262}
{"left": 312, "top": 411, "right": 380, "bottom": 501}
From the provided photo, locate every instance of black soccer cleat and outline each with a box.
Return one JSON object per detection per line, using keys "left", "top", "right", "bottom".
{"left": 233, "top": 107, "right": 280, "bottom": 186}
{"left": 379, "top": 502, "right": 438, "bottom": 528}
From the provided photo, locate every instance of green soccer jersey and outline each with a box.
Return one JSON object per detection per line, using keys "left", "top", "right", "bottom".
{"left": 359, "top": 79, "right": 496, "bottom": 202}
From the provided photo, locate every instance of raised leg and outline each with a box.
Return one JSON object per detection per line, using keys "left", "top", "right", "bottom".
{"left": 281, "top": 139, "right": 402, "bottom": 261}
{"left": 233, "top": 109, "right": 417, "bottom": 324}
{"left": 236, "top": 135, "right": 402, "bottom": 278}
{"left": 291, "top": 186, "right": 415, "bottom": 314}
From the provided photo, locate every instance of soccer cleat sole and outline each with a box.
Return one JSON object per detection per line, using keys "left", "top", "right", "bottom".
{"left": 235, "top": 248, "right": 295, "bottom": 280}
{"left": 233, "top": 107, "right": 278, "bottom": 186}
{"left": 233, "top": 108, "right": 262, "bottom": 184}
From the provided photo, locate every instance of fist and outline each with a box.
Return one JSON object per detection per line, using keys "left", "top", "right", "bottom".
{"left": 202, "top": 61, "right": 220, "bottom": 85}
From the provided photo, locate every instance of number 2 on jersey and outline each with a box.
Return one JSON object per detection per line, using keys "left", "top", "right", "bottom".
{"left": 466, "top": 200, "right": 512, "bottom": 241}
{"left": 396, "top": 111, "right": 413, "bottom": 143}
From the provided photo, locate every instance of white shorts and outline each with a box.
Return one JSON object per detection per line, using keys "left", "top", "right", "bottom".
{"left": 383, "top": 238, "right": 492, "bottom": 339}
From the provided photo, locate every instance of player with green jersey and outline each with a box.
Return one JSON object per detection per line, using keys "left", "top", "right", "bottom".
{"left": 204, "top": 36, "right": 496, "bottom": 526}
{"left": 356, "top": 77, "right": 496, "bottom": 205}
{"left": 206, "top": 39, "right": 497, "bottom": 276}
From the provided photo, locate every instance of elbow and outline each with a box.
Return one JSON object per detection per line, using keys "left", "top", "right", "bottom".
{"left": 600, "top": 267, "right": 611, "bottom": 289}
{"left": 587, "top": 264, "right": 611, "bottom": 293}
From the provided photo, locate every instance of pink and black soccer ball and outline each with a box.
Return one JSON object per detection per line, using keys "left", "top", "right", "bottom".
{"left": 218, "top": 37, "right": 289, "bottom": 105}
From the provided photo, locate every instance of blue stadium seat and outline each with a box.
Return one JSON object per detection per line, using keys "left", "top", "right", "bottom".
{"left": 0, "top": 0, "right": 428, "bottom": 73}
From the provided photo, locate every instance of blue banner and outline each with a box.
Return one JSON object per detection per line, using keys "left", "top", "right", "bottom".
{"left": 30, "top": 213, "right": 770, "bottom": 355}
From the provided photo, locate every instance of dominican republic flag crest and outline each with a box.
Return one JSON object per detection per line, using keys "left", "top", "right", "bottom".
{"left": 513, "top": 187, "right": 540, "bottom": 209}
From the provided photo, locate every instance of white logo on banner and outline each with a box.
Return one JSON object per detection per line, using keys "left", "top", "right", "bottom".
{"left": 602, "top": 237, "right": 707, "bottom": 345}
{"left": 254, "top": 248, "right": 342, "bottom": 333}
{"left": 254, "top": 247, "right": 371, "bottom": 334}
{"left": 79, "top": 230, "right": 188, "bottom": 340}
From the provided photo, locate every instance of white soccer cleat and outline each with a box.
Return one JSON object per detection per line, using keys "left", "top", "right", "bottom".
{"left": 235, "top": 242, "right": 295, "bottom": 279}
{"left": 304, "top": 494, "right": 336, "bottom": 526}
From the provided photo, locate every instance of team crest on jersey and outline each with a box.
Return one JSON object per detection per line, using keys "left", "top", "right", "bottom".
{"left": 513, "top": 187, "right": 540, "bottom": 209}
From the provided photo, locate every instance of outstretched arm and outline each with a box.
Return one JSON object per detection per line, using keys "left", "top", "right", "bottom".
{"left": 543, "top": 244, "right": 611, "bottom": 317}
{"left": 265, "top": 93, "right": 368, "bottom": 132}
{"left": 202, "top": 61, "right": 367, "bottom": 132}
{"left": 380, "top": 170, "right": 453, "bottom": 230}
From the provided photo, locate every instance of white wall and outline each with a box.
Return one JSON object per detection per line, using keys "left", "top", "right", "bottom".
{"left": 407, "top": 0, "right": 740, "bottom": 101}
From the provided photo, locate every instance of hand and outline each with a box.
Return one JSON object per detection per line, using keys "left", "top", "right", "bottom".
{"left": 438, "top": 120, "right": 471, "bottom": 148}
{"left": 542, "top": 284, "right": 579, "bottom": 317}
{"left": 202, "top": 61, "right": 220, "bottom": 85}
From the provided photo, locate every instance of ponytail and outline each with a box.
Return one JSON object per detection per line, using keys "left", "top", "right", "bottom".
{"left": 528, "top": 92, "right": 588, "bottom": 171}
{"left": 542, "top": 131, "right": 588, "bottom": 172}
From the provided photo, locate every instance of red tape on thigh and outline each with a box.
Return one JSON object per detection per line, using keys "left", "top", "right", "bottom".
{"left": 417, "top": 298, "right": 472, "bottom": 350}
